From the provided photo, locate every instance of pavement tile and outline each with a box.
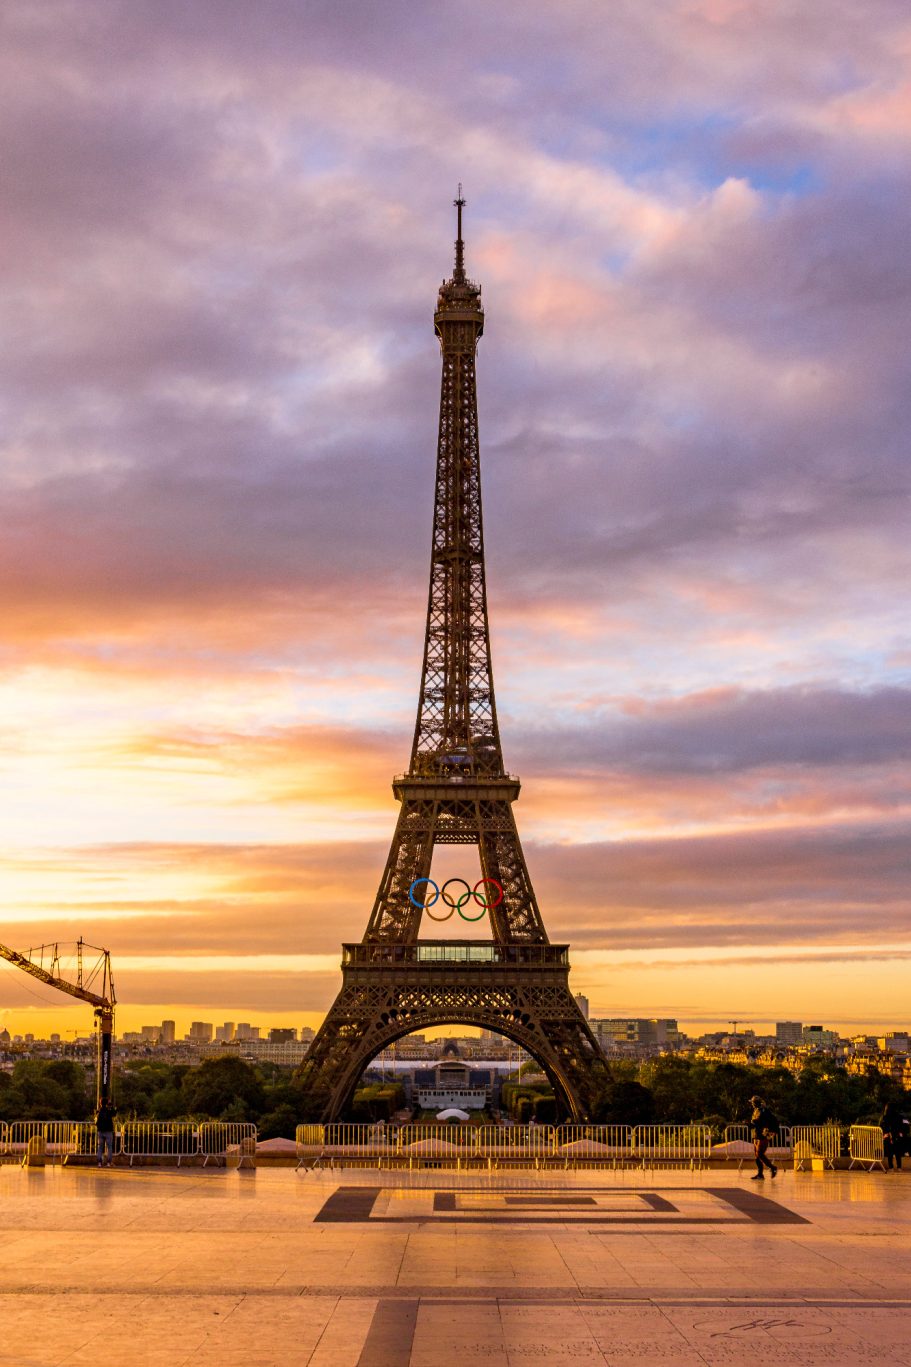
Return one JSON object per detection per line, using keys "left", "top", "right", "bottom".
{"left": 3, "top": 1166, "right": 911, "bottom": 1365}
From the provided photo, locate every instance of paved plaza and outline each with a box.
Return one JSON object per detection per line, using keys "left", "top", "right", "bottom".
{"left": 2, "top": 1165, "right": 911, "bottom": 1365}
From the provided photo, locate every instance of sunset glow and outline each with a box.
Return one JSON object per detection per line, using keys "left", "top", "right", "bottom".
{"left": 1, "top": 2, "right": 909, "bottom": 1039}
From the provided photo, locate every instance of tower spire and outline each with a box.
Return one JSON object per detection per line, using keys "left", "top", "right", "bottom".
{"left": 453, "top": 183, "right": 466, "bottom": 283}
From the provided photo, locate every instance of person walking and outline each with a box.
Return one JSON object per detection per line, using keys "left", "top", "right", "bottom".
{"left": 95, "top": 1101, "right": 116, "bottom": 1168}
{"left": 749, "top": 1095, "right": 778, "bottom": 1181}
{"left": 880, "top": 1101, "right": 905, "bottom": 1171}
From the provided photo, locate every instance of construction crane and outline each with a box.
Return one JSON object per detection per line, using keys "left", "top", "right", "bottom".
{"left": 728, "top": 1020, "right": 753, "bottom": 1036}
{"left": 0, "top": 937, "right": 115, "bottom": 1108}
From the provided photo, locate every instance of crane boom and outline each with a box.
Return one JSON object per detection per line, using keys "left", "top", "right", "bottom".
{"left": 0, "top": 938, "right": 116, "bottom": 1107}
{"left": 0, "top": 941, "right": 111, "bottom": 1009}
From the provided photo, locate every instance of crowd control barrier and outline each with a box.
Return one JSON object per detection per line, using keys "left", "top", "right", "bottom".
{"left": 634, "top": 1124, "right": 711, "bottom": 1167}
{"left": 722, "top": 1123, "right": 793, "bottom": 1153}
{"left": 480, "top": 1123, "right": 555, "bottom": 1160}
{"left": 198, "top": 1122, "right": 257, "bottom": 1168}
{"left": 792, "top": 1124, "right": 841, "bottom": 1170}
{"left": 721, "top": 1123, "right": 794, "bottom": 1169}
{"left": 295, "top": 1121, "right": 712, "bottom": 1169}
{"left": 3, "top": 1121, "right": 95, "bottom": 1165}
{"left": 554, "top": 1124, "right": 632, "bottom": 1165}
{"left": 119, "top": 1121, "right": 199, "bottom": 1166}
{"left": 848, "top": 1125, "right": 886, "bottom": 1171}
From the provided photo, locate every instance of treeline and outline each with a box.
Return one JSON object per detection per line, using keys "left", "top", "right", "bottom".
{"left": 500, "top": 1080, "right": 557, "bottom": 1124}
{"left": 0, "top": 1057, "right": 302, "bottom": 1140}
{"left": 503, "top": 1055, "right": 906, "bottom": 1132}
{"left": 0, "top": 1053, "right": 906, "bottom": 1135}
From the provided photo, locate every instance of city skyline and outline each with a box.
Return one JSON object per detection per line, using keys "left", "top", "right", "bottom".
{"left": 2, "top": 2, "right": 909, "bottom": 1037}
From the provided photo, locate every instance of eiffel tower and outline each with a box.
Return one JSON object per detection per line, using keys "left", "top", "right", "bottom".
{"left": 298, "top": 194, "right": 608, "bottom": 1121}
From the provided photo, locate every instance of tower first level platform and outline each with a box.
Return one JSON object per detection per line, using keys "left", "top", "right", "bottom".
{"left": 303, "top": 941, "right": 605, "bottom": 1122}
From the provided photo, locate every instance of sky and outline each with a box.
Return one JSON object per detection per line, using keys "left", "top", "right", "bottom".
{"left": 1, "top": 0, "right": 909, "bottom": 1040}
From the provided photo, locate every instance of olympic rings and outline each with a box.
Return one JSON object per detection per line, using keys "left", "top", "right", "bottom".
{"left": 408, "top": 877, "right": 504, "bottom": 921}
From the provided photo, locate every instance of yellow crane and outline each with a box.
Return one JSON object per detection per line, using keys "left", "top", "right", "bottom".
{"left": 0, "top": 937, "right": 116, "bottom": 1107}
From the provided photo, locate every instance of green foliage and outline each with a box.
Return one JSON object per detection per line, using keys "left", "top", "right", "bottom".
{"left": 594, "top": 1079, "right": 655, "bottom": 1125}
{"left": 532, "top": 1094, "right": 557, "bottom": 1124}
{"left": 350, "top": 1082, "right": 405, "bottom": 1122}
{"left": 0, "top": 1060, "right": 90, "bottom": 1121}
{"left": 3, "top": 1051, "right": 902, "bottom": 1132}
{"left": 180, "top": 1057, "right": 265, "bottom": 1121}
{"left": 501, "top": 1078, "right": 552, "bottom": 1119}
{"left": 258, "top": 1104, "right": 301, "bottom": 1140}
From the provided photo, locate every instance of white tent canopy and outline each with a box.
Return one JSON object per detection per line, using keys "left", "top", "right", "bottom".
{"left": 435, "top": 1107, "right": 470, "bottom": 1121}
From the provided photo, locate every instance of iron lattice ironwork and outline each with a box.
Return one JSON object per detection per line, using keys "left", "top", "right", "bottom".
{"left": 298, "top": 196, "right": 608, "bottom": 1120}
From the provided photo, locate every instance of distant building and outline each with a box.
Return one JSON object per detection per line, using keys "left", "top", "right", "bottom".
{"left": 235, "top": 1023, "right": 260, "bottom": 1041}
{"left": 776, "top": 1022, "right": 803, "bottom": 1045}
{"left": 414, "top": 1041, "right": 488, "bottom": 1110}
{"left": 879, "top": 1033, "right": 910, "bottom": 1053}
{"left": 591, "top": 1019, "right": 680, "bottom": 1050}
{"left": 189, "top": 1021, "right": 214, "bottom": 1043}
{"left": 214, "top": 1022, "right": 236, "bottom": 1043}
{"left": 140, "top": 1025, "right": 159, "bottom": 1043}
{"left": 269, "top": 1028, "right": 296, "bottom": 1043}
{"left": 573, "top": 994, "right": 590, "bottom": 1020}
{"left": 160, "top": 1020, "right": 176, "bottom": 1045}
{"left": 803, "top": 1025, "right": 839, "bottom": 1047}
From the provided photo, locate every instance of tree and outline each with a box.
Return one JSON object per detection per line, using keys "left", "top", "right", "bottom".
{"left": 258, "top": 1104, "right": 300, "bottom": 1141}
{"left": 180, "top": 1057, "right": 264, "bottom": 1120}
{"left": 597, "top": 1080, "right": 655, "bottom": 1126}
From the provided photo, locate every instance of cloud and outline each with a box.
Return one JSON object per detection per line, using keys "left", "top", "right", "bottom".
{"left": 1, "top": 0, "right": 908, "bottom": 1029}
{"left": 517, "top": 684, "right": 911, "bottom": 775}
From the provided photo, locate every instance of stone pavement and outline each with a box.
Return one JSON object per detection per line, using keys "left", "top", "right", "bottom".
{"left": 1, "top": 1164, "right": 910, "bottom": 1365}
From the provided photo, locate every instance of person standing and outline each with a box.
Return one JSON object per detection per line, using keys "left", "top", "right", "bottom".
{"left": 95, "top": 1101, "right": 116, "bottom": 1168}
{"left": 749, "top": 1095, "right": 778, "bottom": 1181}
{"left": 880, "top": 1101, "right": 905, "bottom": 1171}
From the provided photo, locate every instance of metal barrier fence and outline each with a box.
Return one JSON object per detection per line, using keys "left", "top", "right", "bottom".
{"left": 848, "top": 1125, "right": 886, "bottom": 1171}
{"left": 1, "top": 1121, "right": 97, "bottom": 1165}
{"left": 554, "top": 1124, "right": 632, "bottom": 1163}
{"left": 0, "top": 1120, "right": 260, "bottom": 1167}
{"left": 198, "top": 1122, "right": 257, "bottom": 1168}
{"left": 792, "top": 1124, "right": 841, "bottom": 1170}
{"left": 482, "top": 1124, "right": 556, "bottom": 1158}
{"left": 722, "top": 1123, "right": 793, "bottom": 1153}
{"left": 119, "top": 1121, "right": 200, "bottom": 1166}
{"left": 295, "top": 1122, "right": 713, "bottom": 1168}
{"left": 1, "top": 1118, "right": 893, "bottom": 1173}
{"left": 634, "top": 1124, "right": 711, "bottom": 1166}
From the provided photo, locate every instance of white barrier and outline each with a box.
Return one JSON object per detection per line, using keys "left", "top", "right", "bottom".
{"left": 634, "top": 1124, "right": 711, "bottom": 1167}
{"left": 848, "top": 1125, "right": 886, "bottom": 1171}
{"left": 198, "top": 1122, "right": 257, "bottom": 1168}
{"left": 792, "top": 1124, "right": 841, "bottom": 1170}
{"left": 119, "top": 1121, "right": 199, "bottom": 1166}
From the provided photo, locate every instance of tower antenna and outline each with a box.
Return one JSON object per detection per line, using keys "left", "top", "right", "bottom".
{"left": 454, "top": 183, "right": 466, "bottom": 282}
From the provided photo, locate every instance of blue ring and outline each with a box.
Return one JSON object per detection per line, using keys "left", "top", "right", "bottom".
{"left": 408, "top": 878, "right": 439, "bottom": 909}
